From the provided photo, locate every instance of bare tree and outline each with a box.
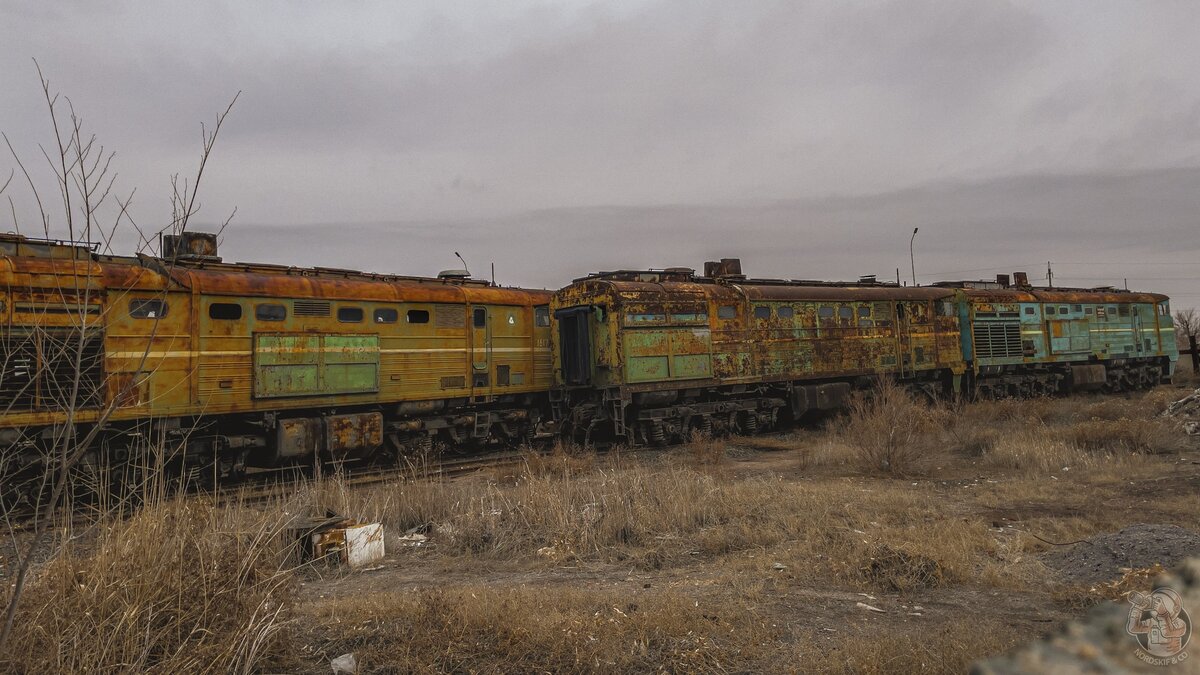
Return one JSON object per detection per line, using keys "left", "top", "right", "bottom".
{"left": 0, "top": 63, "right": 237, "bottom": 650}
{"left": 1175, "top": 308, "right": 1198, "bottom": 348}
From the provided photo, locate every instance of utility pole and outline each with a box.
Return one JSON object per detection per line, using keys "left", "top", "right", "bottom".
{"left": 909, "top": 227, "right": 919, "bottom": 287}
{"left": 1046, "top": 261, "right": 1053, "bottom": 288}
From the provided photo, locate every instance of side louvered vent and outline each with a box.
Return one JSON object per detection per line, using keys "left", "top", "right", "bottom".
{"left": 294, "top": 300, "right": 331, "bottom": 317}
{"left": 435, "top": 304, "right": 466, "bottom": 329}
{"left": 973, "top": 321, "right": 1022, "bottom": 359}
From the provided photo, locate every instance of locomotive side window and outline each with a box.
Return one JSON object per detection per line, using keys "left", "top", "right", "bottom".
{"left": 130, "top": 298, "right": 167, "bottom": 319}
{"left": 838, "top": 306, "right": 853, "bottom": 320}
{"left": 406, "top": 309, "right": 430, "bottom": 324}
{"left": 256, "top": 304, "right": 286, "bottom": 321}
{"left": 858, "top": 306, "right": 871, "bottom": 318}
{"left": 473, "top": 308, "right": 486, "bottom": 327}
{"left": 338, "top": 306, "right": 364, "bottom": 323}
{"left": 753, "top": 305, "right": 770, "bottom": 320}
{"left": 776, "top": 306, "right": 794, "bottom": 319}
{"left": 535, "top": 306, "right": 550, "bottom": 327}
{"left": 817, "top": 306, "right": 834, "bottom": 319}
{"left": 670, "top": 311, "right": 707, "bottom": 324}
{"left": 717, "top": 306, "right": 737, "bottom": 320}
{"left": 374, "top": 308, "right": 398, "bottom": 323}
{"left": 209, "top": 303, "right": 242, "bottom": 320}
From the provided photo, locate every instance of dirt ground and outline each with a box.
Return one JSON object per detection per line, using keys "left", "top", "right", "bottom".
{"left": 287, "top": 383, "right": 1200, "bottom": 673}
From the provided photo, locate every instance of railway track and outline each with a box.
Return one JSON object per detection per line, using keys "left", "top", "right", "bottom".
{"left": 4, "top": 447, "right": 552, "bottom": 533}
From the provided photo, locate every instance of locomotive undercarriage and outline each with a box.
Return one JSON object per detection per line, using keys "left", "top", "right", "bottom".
{"left": 2, "top": 394, "right": 554, "bottom": 503}
{"left": 558, "top": 369, "right": 951, "bottom": 447}
{"left": 972, "top": 356, "right": 1168, "bottom": 400}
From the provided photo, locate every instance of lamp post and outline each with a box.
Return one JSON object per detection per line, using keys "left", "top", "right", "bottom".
{"left": 909, "top": 227, "right": 919, "bottom": 287}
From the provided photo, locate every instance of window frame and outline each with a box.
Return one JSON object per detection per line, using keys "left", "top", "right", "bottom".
{"left": 130, "top": 298, "right": 168, "bottom": 319}
{"left": 208, "top": 302, "right": 242, "bottom": 320}
{"left": 337, "top": 306, "right": 364, "bottom": 323}
{"left": 255, "top": 303, "right": 287, "bottom": 322}
{"left": 374, "top": 308, "right": 399, "bottom": 324}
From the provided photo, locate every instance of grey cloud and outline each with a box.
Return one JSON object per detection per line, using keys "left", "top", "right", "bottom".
{"left": 1, "top": 1, "right": 1198, "bottom": 308}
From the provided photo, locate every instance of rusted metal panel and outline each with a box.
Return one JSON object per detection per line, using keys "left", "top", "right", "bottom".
{"left": 276, "top": 417, "right": 321, "bottom": 459}
{"left": 325, "top": 412, "right": 383, "bottom": 457}
{"left": 255, "top": 334, "right": 321, "bottom": 397}
{"left": 253, "top": 333, "right": 379, "bottom": 398}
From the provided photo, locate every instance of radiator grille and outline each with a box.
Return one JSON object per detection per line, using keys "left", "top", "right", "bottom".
{"left": 0, "top": 328, "right": 105, "bottom": 411}
{"left": 294, "top": 300, "right": 331, "bottom": 317}
{"left": 973, "top": 321, "right": 1022, "bottom": 359}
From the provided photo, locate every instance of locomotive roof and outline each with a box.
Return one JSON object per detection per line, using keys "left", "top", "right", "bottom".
{"left": 565, "top": 272, "right": 955, "bottom": 303}
{"left": 955, "top": 286, "right": 1168, "bottom": 304}
{"left": 0, "top": 232, "right": 551, "bottom": 305}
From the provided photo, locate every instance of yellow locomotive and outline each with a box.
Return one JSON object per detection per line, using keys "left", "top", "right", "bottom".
{"left": 0, "top": 232, "right": 552, "bottom": 483}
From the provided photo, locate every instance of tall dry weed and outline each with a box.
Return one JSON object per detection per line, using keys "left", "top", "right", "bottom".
{"left": 838, "top": 379, "right": 948, "bottom": 475}
{"left": 2, "top": 498, "right": 295, "bottom": 674}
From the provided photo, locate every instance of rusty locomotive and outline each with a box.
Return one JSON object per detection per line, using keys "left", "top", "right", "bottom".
{"left": 0, "top": 234, "right": 1181, "bottom": 485}
{"left": 0, "top": 232, "right": 553, "bottom": 486}
{"left": 549, "top": 260, "right": 1178, "bottom": 445}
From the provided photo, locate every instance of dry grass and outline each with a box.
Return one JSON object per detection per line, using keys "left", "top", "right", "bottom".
{"left": 1, "top": 498, "right": 295, "bottom": 674}
{"left": 3, "top": 384, "right": 1195, "bottom": 673}
{"left": 836, "top": 379, "right": 951, "bottom": 475}
{"left": 298, "top": 585, "right": 773, "bottom": 673}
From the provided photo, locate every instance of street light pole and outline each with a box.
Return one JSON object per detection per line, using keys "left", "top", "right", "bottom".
{"left": 909, "top": 227, "right": 919, "bottom": 287}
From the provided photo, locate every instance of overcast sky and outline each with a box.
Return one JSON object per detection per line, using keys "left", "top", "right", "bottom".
{"left": 2, "top": 1, "right": 1199, "bottom": 307}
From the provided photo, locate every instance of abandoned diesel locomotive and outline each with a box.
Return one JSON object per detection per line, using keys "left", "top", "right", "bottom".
{"left": 550, "top": 260, "right": 1178, "bottom": 445}
{"left": 0, "top": 232, "right": 553, "bottom": 484}
{"left": 0, "top": 233, "right": 1182, "bottom": 486}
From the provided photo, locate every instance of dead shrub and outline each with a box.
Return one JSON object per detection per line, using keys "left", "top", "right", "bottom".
{"left": 1, "top": 499, "right": 295, "bottom": 674}
{"left": 839, "top": 379, "right": 947, "bottom": 475}
{"left": 860, "top": 542, "right": 945, "bottom": 592}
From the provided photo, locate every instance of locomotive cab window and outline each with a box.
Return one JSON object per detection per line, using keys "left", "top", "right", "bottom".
{"left": 130, "top": 298, "right": 167, "bottom": 319}
{"left": 535, "top": 306, "right": 550, "bottom": 327}
{"left": 626, "top": 312, "right": 666, "bottom": 325}
{"left": 473, "top": 308, "right": 486, "bottom": 327}
{"left": 406, "top": 309, "right": 429, "bottom": 324}
{"left": 753, "top": 305, "right": 771, "bottom": 320}
{"left": 256, "top": 304, "right": 286, "bottom": 321}
{"left": 374, "top": 308, "right": 398, "bottom": 323}
{"left": 717, "top": 306, "right": 737, "bottom": 320}
{"left": 338, "top": 306, "right": 364, "bottom": 323}
{"left": 209, "top": 303, "right": 242, "bottom": 320}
